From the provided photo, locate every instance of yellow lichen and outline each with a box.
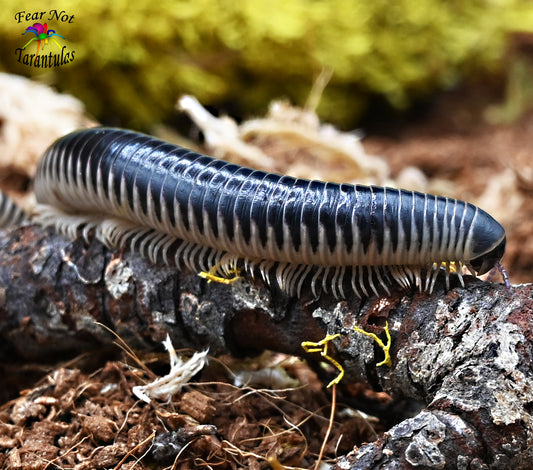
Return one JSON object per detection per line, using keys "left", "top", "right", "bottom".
{"left": 301, "top": 334, "right": 344, "bottom": 388}
{"left": 353, "top": 322, "right": 392, "bottom": 367}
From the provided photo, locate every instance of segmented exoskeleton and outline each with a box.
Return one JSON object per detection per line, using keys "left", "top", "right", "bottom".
{"left": 33, "top": 128, "right": 507, "bottom": 298}
{"left": 0, "top": 192, "right": 27, "bottom": 228}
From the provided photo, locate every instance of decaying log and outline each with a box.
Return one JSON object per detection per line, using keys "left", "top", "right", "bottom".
{"left": 0, "top": 224, "right": 532, "bottom": 469}
{"left": 336, "top": 282, "right": 533, "bottom": 469}
{"left": 0, "top": 224, "right": 326, "bottom": 360}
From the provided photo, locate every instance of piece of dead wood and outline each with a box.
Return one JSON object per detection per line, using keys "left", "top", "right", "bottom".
{"left": 0, "top": 224, "right": 532, "bottom": 469}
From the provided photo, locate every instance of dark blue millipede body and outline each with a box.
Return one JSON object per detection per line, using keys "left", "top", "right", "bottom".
{"left": 0, "top": 192, "right": 27, "bottom": 228}
{"left": 34, "top": 127, "right": 507, "bottom": 298}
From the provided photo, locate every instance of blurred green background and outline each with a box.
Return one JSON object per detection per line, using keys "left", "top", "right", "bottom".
{"left": 2, "top": 0, "right": 533, "bottom": 130}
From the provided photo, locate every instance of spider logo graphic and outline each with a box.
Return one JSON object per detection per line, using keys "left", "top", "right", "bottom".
{"left": 21, "top": 22, "right": 64, "bottom": 57}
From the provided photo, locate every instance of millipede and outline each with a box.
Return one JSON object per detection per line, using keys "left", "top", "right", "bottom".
{"left": 0, "top": 192, "right": 27, "bottom": 229}
{"left": 32, "top": 127, "right": 507, "bottom": 298}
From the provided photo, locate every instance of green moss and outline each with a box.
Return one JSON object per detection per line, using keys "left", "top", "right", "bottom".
{"left": 2, "top": 0, "right": 532, "bottom": 129}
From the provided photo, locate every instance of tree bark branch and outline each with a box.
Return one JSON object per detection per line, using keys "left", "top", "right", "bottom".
{"left": 0, "top": 225, "right": 531, "bottom": 469}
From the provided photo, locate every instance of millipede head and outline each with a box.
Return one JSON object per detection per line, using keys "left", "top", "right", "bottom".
{"left": 465, "top": 204, "right": 507, "bottom": 277}
{"left": 468, "top": 235, "right": 506, "bottom": 276}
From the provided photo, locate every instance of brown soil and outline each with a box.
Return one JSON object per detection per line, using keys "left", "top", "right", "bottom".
{"left": 0, "top": 353, "right": 390, "bottom": 469}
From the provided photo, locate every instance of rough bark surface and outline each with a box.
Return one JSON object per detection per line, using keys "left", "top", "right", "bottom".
{"left": 0, "top": 224, "right": 532, "bottom": 469}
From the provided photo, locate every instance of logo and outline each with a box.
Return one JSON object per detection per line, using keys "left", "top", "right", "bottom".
{"left": 14, "top": 10, "right": 75, "bottom": 68}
